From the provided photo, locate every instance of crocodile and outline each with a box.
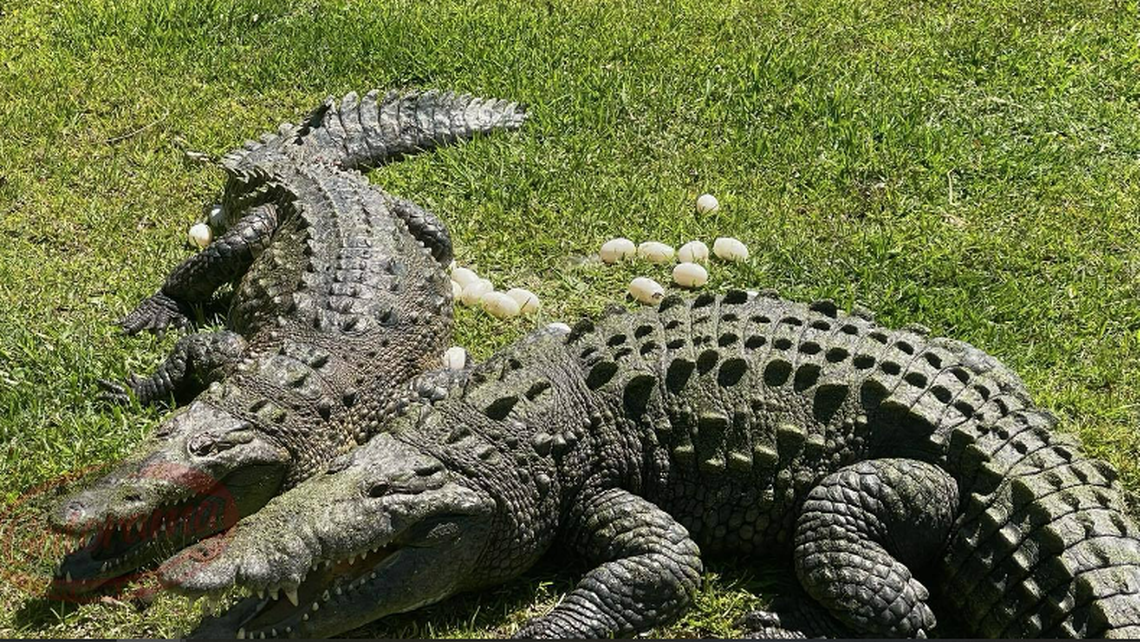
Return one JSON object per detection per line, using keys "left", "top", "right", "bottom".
{"left": 163, "top": 291, "right": 1140, "bottom": 639}
{"left": 120, "top": 89, "right": 526, "bottom": 335}
{"left": 49, "top": 90, "right": 527, "bottom": 595}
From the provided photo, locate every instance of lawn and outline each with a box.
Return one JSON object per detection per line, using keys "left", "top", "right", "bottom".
{"left": 1, "top": 0, "right": 1138, "bottom": 637}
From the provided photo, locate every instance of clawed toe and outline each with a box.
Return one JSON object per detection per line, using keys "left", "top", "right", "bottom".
{"left": 96, "top": 378, "right": 132, "bottom": 405}
{"left": 118, "top": 292, "right": 192, "bottom": 335}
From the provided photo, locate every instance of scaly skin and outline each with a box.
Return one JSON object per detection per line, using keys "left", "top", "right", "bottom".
{"left": 164, "top": 291, "right": 1140, "bottom": 639}
{"left": 50, "top": 90, "right": 528, "bottom": 596}
{"left": 121, "top": 89, "right": 526, "bottom": 334}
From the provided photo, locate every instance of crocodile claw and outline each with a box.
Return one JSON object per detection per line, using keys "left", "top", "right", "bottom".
{"left": 96, "top": 376, "right": 135, "bottom": 405}
{"left": 119, "top": 292, "right": 192, "bottom": 335}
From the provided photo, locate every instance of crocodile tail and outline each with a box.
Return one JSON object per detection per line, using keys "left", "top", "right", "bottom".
{"left": 937, "top": 396, "right": 1140, "bottom": 638}
{"left": 298, "top": 88, "right": 527, "bottom": 170}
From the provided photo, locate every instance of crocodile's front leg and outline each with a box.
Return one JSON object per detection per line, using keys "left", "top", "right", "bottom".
{"left": 513, "top": 488, "right": 703, "bottom": 639}
{"left": 791, "top": 458, "right": 959, "bottom": 637}
{"left": 98, "top": 329, "right": 247, "bottom": 405}
{"left": 120, "top": 203, "right": 279, "bottom": 334}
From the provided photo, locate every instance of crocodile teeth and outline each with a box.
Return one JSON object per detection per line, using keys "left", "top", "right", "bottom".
{"left": 66, "top": 572, "right": 72, "bottom": 582}
{"left": 324, "top": 560, "right": 332, "bottom": 569}
{"left": 347, "top": 554, "right": 356, "bottom": 564}
{"left": 285, "top": 587, "right": 299, "bottom": 606}
{"left": 321, "top": 589, "right": 330, "bottom": 602}
{"left": 270, "top": 586, "right": 280, "bottom": 601}
{"left": 270, "top": 629, "right": 277, "bottom": 638}
{"left": 257, "top": 588, "right": 265, "bottom": 600}
{"left": 237, "top": 628, "right": 245, "bottom": 640}
{"left": 302, "top": 614, "right": 309, "bottom": 622}
{"left": 311, "top": 602, "right": 319, "bottom": 612}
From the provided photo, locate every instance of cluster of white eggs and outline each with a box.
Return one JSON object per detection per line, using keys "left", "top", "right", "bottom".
{"left": 602, "top": 194, "right": 749, "bottom": 305}
{"left": 449, "top": 264, "right": 541, "bottom": 320}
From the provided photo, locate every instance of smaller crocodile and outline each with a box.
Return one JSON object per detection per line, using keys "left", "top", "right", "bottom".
{"left": 164, "top": 291, "right": 1140, "bottom": 639}
{"left": 50, "top": 90, "right": 527, "bottom": 595}
{"left": 120, "top": 89, "right": 525, "bottom": 335}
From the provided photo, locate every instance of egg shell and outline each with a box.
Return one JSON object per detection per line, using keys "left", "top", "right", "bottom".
{"left": 451, "top": 280, "right": 463, "bottom": 299}
{"left": 188, "top": 223, "right": 213, "bottom": 249}
{"left": 672, "top": 262, "right": 709, "bottom": 288}
{"left": 713, "top": 237, "right": 749, "bottom": 261}
{"left": 600, "top": 238, "right": 637, "bottom": 264}
{"left": 547, "top": 322, "right": 572, "bottom": 334}
{"left": 443, "top": 346, "right": 467, "bottom": 370}
{"left": 677, "top": 240, "right": 709, "bottom": 263}
{"left": 629, "top": 277, "right": 665, "bottom": 305}
{"left": 459, "top": 279, "right": 494, "bottom": 306}
{"left": 451, "top": 267, "right": 480, "bottom": 288}
{"left": 637, "top": 241, "right": 675, "bottom": 264}
{"left": 696, "top": 193, "right": 720, "bottom": 214}
{"left": 505, "top": 288, "right": 541, "bottom": 314}
{"left": 481, "top": 291, "right": 521, "bottom": 319}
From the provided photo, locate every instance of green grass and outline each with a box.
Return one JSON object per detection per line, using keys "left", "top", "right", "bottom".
{"left": 1, "top": 0, "right": 1138, "bottom": 637}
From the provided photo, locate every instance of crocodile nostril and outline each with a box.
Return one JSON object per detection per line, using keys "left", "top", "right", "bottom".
{"left": 123, "top": 493, "right": 143, "bottom": 503}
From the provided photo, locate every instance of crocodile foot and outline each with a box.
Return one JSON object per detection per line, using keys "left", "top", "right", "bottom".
{"left": 96, "top": 375, "right": 145, "bottom": 405}
{"left": 119, "top": 292, "right": 192, "bottom": 335}
{"left": 737, "top": 595, "right": 852, "bottom": 639}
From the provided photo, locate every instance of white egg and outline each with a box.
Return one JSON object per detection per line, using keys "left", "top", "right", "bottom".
{"left": 713, "top": 237, "right": 749, "bottom": 261}
{"left": 450, "top": 266, "right": 480, "bottom": 288}
{"left": 188, "top": 223, "right": 212, "bottom": 249}
{"left": 207, "top": 204, "right": 226, "bottom": 228}
{"left": 481, "top": 291, "right": 521, "bottom": 319}
{"left": 637, "top": 241, "right": 675, "bottom": 264}
{"left": 677, "top": 240, "right": 709, "bottom": 263}
{"left": 547, "top": 322, "right": 572, "bottom": 334}
{"left": 451, "top": 280, "right": 463, "bottom": 299}
{"left": 443, "top": 346, "right": 467, "bottom": 370}
{"left": 672, "top": 262, "right": 708, "bottom": 288}
{"left": 459, "top": 279, "right": 493, "bottom": 306}
{"left": 505, "top": 288, "right": 541, "bottom": 314}
{"left": 629, "top": 277, "right": 665, "bottom": 305}
{"left": 696, "top": 193, "right": 719, "bottom": 214}
{"left": 599, "top": 238, "right": 637, "bottom": 264}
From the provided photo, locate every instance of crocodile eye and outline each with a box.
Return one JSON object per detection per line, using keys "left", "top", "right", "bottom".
{"left": 187, "top": 434, "right": 230, "bottom": 457}
{"left": 366, "top": 480, "right": 391, "bottom": 498}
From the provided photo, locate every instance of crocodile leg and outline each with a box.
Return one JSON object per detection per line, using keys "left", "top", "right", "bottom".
{"left": 513, "top": 488, "right": 703, "bottom": 639}
{"left": 792, "top": 458, "right": 959, "bottom": 637}
{"left": 382, "top": 192, "right": 453, "bottom": 265}
{"left": 98, "top": 330, "right": 247, "bottom": 405}
{"left": 119, "top": 203, "right": 279, "bottom": 334}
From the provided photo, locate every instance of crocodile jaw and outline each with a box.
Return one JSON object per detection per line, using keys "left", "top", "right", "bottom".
{"left": 50, "top": 401, "right": 290, "bottom": 595}
{"left": 163, "top": 433, "right": 495, "bottom": 638}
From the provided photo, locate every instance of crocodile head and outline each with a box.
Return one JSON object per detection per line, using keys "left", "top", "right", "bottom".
{"left": 162, "top": 432, "right": 495, "bottom": 639}
{"left": 50, "top": 400, "right": 291, "bottom": 595}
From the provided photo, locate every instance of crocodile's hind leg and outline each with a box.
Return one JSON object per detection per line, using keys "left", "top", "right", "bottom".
{"left": 512, "top": 488, "right": 703, "bottom": 638}
{"left": 98, "top": 330, "right": 247, "bottom": 405}
{"left": 119, "top": 203, "right": 279, "bottom": 334}
{"left": 382, "top": 192, "right": 453, "bottom": 265}
{"left": 791, "top": 458, "right": 958, "bottom": 637}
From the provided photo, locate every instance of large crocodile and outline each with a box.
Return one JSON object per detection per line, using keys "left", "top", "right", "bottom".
{"left": 164, "top": 291, "right": 1140, "bottom": 638}
{"left": 50, "top": 90, "right": 527, "bottom": 595}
